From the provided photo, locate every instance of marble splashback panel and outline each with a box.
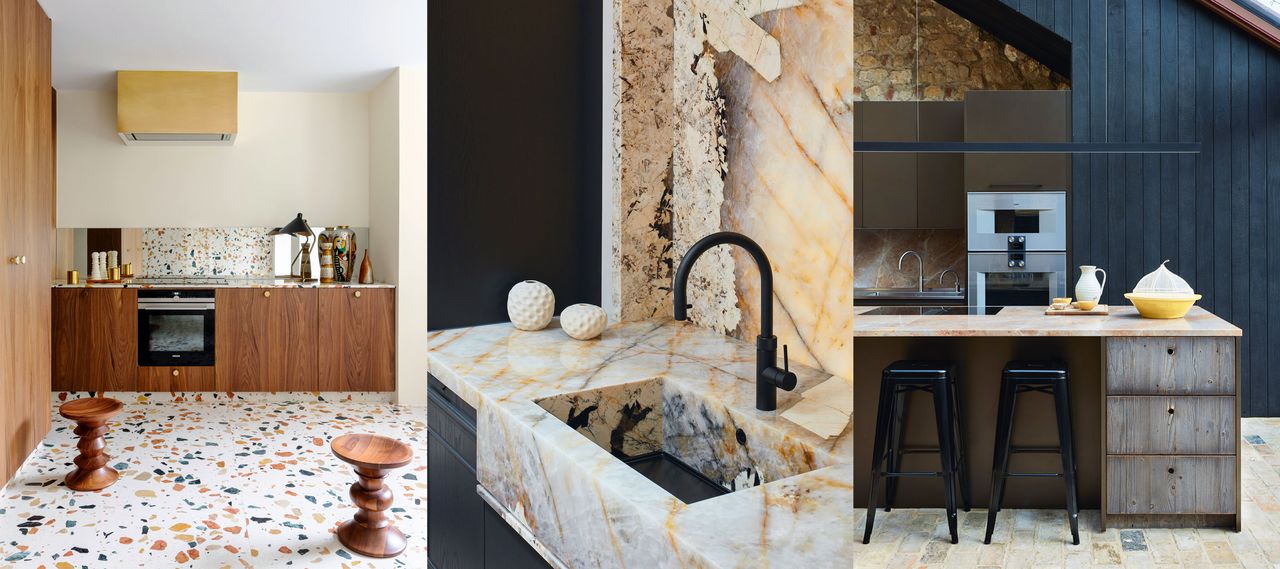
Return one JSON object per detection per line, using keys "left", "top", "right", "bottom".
{"left": 141, "top": 227, "right": 273, "bottom": 277}
{"left": 855, "top": 228, "right": 967, "bottom": 289}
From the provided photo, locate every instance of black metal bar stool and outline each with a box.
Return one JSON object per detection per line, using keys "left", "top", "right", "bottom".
{"left": 984, "top": 361, "right": 1079, "bottom": 545}
{"left": 863, "top": 360, "right": 971, "bottom": 544}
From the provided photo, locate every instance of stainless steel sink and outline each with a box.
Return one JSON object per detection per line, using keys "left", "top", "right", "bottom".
{"left": 855, "top": 287, "right": 966, "bottom": 300}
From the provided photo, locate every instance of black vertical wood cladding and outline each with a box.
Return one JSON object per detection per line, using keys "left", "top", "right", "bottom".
{"left": 992, "top": 0, "right": 1280, "bottom": 415}
{"left": 427, "top": 1, "right": 602, "bottom": 330}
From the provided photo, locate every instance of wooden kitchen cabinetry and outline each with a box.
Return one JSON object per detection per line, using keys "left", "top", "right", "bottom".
{"left": 138, "top": 366, "right": 215, "bottom": 392}
{"left": 1, "top": 0, "right": 54, "bottom": 485}
{"left": 215, "top": 288, "right": 318, "bottom": 392}
{"left": 318, "top": 288, "right": 395, "bottom": 391}
{"left": 854, "top": 101, "right": 965, "bottom": 229}
{"left": 1102, "top": 336, "right": 1240, "bottom": 530}
{"left": 52, "top": 288, "right": 137, "bottom": 392}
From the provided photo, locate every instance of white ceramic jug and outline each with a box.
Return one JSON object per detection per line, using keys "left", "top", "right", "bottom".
{"left": 1075, "top": 265, "right": 1107, "bottom": 303}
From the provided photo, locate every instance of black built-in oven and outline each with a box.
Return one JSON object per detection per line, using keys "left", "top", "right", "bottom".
{"left": 138, "top": 290, "right": 216, "bottom": 366}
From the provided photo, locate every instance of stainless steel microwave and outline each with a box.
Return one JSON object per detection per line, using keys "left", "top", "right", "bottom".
{"left": 966, "top": 191, "right": 1067, "bottom": 252}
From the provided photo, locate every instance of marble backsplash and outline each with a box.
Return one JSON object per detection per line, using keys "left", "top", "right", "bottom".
{"left": 142, "top": 227, "right": 274, "bottom": 277}
{"left": 854, "top": 229, "right": 966, "bottom": 289}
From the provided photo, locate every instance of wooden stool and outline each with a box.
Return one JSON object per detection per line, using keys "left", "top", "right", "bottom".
{"left": 58, "top": 397, "right": 124, "bottom": 492}
{"left": 331, "top": 433, "right": 414, "bottom": 558}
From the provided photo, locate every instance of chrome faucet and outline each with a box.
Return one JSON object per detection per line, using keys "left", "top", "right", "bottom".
{"left": 898, "top": 250, "right": 924, "bottom": 292}
{"left": 673, "top": 232, "right": 797, "bottom": 412}
{"left": 939, "top": 269, "right": 960, "bottom": 292}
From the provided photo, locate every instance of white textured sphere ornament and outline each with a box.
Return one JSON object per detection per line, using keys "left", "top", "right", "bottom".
{"left": 507, "top": 280, "right": 555, "bottom": 331}
{"left": 560, "top": 303, "right": 608, "bottom": 340}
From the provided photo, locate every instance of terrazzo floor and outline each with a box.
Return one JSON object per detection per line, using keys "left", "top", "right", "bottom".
{"left": 0, "top": 393, "right": 428, "bottom": 568}
{"left": 854, "top": 418, "right": 1280, "bottom": 568}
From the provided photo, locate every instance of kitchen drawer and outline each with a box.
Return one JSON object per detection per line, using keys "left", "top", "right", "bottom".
{"left": 1105, "top": 337, "right": 1235, "bottom": 395}
{"left": 428, "top": 374, "right": 478, "bottom": 470}
{"left": 1106, "top": 396, "right": 1236, "bottom": 455}
{"left": 138, "top": 366, "right": 215, "bottom": 392}
{"left": 1107, "top": 456, "right": 1236, "bottom": 514}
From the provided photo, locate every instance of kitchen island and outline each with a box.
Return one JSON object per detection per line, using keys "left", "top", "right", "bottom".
{"left": 855, "top": 305, "right": 1242, "bottom": 530}
{"left": 427, "top": 319, "right": 853, "bottom": 568}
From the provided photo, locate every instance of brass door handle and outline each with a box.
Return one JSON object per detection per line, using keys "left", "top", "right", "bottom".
{"left": 354, "top": 290, "right": 362, "bottom": 298}
{"left": 263, "top": 290, "right": 271, "bottom": 298}
{"left": 172, "top": 369, "right": 180, "bottom": 376}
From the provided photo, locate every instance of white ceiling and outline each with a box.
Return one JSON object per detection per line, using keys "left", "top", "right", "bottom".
{"left": 39, "top": 0, "right": 426, "bottom": 92}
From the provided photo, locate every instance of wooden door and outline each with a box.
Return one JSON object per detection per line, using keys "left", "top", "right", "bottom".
{"left": 0, "top": 0, "right": 53, "bottom": 483}
{"left": 51, "top": 288, "right": 138, "bottom": 391}
{"left": 318, "top": 289, "right": 395, "bottom": 391}
{"left": 216, "top": 289, "right": 317, "bottom": 391}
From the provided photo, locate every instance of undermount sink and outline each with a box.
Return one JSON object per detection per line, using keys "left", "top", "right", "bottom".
{"left": 855, "top": 287, "right": 965, "bottom": 300}
{"left": 535, "top": 378, "right": 831, "bottom": 504}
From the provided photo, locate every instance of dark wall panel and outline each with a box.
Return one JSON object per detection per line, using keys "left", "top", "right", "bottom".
{"left": 998, "top": 0, "right": 1280, "bottom": 415}
{"left": 428, "top": 1, "right": 602, "bottom": 330}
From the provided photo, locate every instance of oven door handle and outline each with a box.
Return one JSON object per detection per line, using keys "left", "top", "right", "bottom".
{"left": 139, "top": 304, "right": 215, "bottom": 311}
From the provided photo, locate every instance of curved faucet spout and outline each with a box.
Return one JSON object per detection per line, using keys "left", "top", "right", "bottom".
{"left": 673, "top": 231, "right": 793, "bottom": 412}
{"left": 673, "top": 232, "right": 773, "bottom": 337}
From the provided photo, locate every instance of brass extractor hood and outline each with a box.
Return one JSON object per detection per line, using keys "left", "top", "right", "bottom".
{"left": 116, "top": 71, "right": 237, "bottom": 145}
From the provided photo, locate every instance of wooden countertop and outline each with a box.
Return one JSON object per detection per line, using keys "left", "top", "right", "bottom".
{"left": 854, "top": 305, "right": 1242, "bottom": 337}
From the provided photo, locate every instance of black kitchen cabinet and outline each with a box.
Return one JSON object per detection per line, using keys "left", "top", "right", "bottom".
{"left": 427, "top": 375, "right": 551, "bottom": 569}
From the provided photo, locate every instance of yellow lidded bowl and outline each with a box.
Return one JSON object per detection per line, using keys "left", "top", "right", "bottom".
{"left": 1124, "top": 293, "right": 1201, "bottom": 319}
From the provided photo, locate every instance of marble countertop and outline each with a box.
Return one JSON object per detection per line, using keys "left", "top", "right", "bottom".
{"left": 427, "top": 319, "right": 853, "bottom": 568}
{"left": 51, "top": 278, "right": 394, "bottom": 289}
{"left": 854, "top": 305, "right": 1241, "bottom": 337}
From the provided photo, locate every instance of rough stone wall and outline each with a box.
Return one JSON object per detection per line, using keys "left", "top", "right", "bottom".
{"left": 611, "top": 0, "right": 676, "bottom": 322}
{"left": 853, "top": 0, "right": 1069, "bottom": 101}
{"left": 670, "top": 0, "right": 741, "bottom": 335}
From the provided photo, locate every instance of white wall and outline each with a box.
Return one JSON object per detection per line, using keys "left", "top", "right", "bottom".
{"left": 369, "top": 67, "right": 428, "bottom": 406}
{"left": 56, "top": 90, "right": 370, "bottom": 228}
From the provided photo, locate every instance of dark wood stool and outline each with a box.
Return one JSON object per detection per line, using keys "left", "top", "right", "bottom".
{"left": 984, "top": 361, "right": 1079, "bottom": 545}
{"left": 863, "top": 360, "right": 971, "bottom": 544}
{"left": 331, "top": 433, "right": 414, "bottom": 558}
{"left": 58, "top": 397, "right": 124, "bottom": 492}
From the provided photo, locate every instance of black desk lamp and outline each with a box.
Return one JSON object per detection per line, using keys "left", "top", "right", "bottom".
{"left": 269, "top": 213, "right": 315, "bottom": 280}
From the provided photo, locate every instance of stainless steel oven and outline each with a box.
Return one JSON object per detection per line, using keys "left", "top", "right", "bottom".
{"left": 138, "top": 290, "right": 216, "bottom": 366}
{"left": 967, "top": 190, "right": 1068, "bottom": 308}
{"left": 967, "top": 252, "right": 1067, "bottom": 308}
{"left": 966, "top": 191, "right": 1067, "bottom": 252}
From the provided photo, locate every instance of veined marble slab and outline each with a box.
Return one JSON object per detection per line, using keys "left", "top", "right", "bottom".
{"left": 854, "top": 305, "right": 1242, "bottom": 337}
{"left": 427, "top": 319, "right": 853, "bottom": 569}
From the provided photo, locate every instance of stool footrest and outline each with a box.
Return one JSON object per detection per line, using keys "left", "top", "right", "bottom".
{"left": 1003, "top": 472, "right": 1063, "bottom": 478}
{"left": 882, "top": 471, "right": 943, "bottom": 478}
{"left": 1010, "top": 446, "right": 1062, "bottom": 454}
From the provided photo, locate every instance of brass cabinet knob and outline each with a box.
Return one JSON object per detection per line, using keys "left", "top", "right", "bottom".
{"left": 354, "top": 290, "right": 362, "bottom": 298}
{"left": 264, "top": 290, "right": 271, "bottom": 298}
{"left": 172, "top": 369, "right": 180, "bottom": 376}
{"left": 7, "top": 256, "right": 20, "bottom": 265}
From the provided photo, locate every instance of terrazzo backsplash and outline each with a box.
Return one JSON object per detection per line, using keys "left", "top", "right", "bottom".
{"left": 854, "top": 229, "right": 967, "bottom": 289}
{"left": 142, "top": 227, "right": 274, "bottom": 277}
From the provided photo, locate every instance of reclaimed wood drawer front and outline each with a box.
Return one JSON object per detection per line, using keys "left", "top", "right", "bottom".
{"left": 1105, "top": 337, "right": 1235, "bottom": 395}
{"left": 1106, "top": 396, "right": 1236, "bottom": 455}
{"left": 1107, "top": 456, "right": 1236, "bottom": 514}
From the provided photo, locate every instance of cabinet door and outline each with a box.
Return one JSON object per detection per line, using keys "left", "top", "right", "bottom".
{"left": 860, "top": 102, "right": 918, "bottom": 228}
{"left": 318, "top": 288, "right": 395, "bottom": 391}
{"left": 216, "top": 289, "right": 317, "bottom": 391}
{"left": 485, "top": 505, "right": 551, "bottom": 568}
{"left": 1, "top": 0, "right": 53, "bottom": 483}
{"left": 428, "top": 382, "right": 485, "bottom": 569}
{"left": 916, "top": 102, "right": 964, "bottom": 229}
{"left": 138, "top": 366, "right": 215, "bottom": 392}
{"left": 52, "top": 288, "right": 138, "bottom": 392}
{"left": 964, "top": 90, "right": 1071, "bottom": 191}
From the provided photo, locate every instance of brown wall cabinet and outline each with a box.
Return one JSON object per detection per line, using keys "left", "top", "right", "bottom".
{"left": 52, "top": 288, "right": 138, "bottom": 392}
{"left": 854, "top": 101, "right": 964, "bottom": 230}
{"left": 318, "top": 289, "right": 396, "bottom": 392}
{"left": 215, "top": 288, "right": 319, "bottom": 392}
{"left": 1, "top": 0, "right": 53, "bottom": 484}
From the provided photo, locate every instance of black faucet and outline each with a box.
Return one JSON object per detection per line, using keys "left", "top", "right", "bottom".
{"left": 673, "top": 232, "right": 797, "bottom": 411}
